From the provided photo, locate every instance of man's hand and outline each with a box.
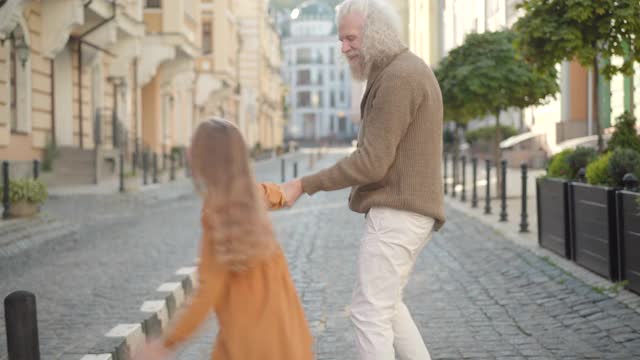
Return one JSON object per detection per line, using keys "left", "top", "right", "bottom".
{"left": 281, "top": 179, "right": 304, "bottom": 207}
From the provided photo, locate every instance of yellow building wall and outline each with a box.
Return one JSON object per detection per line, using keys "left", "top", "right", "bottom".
{"left": 141, "top": 74, "right": 161, "bottom": 154}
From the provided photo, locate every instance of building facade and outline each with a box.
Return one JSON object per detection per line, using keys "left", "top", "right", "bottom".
{"left": 281, "top": 0, "right": 355, "bottom": 142}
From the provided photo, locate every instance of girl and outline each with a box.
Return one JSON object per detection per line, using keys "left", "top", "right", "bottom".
{"left": 134, "top": 118, "right": 313, "bottom": 359}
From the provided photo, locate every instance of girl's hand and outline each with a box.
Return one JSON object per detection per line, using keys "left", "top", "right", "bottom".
{"left": 132, "top": 339, "right": 172, "bottom": 360}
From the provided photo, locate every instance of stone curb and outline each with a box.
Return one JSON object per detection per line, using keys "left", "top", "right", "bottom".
{"left": 80, "top": 264, "right": 198, "bottom": 360}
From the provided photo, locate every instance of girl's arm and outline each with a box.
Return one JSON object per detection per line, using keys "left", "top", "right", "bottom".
{"left": 162, "top": 234, "right": 227, "bottom": 350}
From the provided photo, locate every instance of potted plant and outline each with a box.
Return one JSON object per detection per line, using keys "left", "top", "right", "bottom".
{"left": 617, "top": 182, "right": 640, "bottom": 294}
{"left": 537, "top": 147, "right": 596, "bottom": 259}
{"left": 570, "top": 148, "right": 640, "bottom": 281}
{"left": 0, "top": 178, "right": 48, "bottom": 218}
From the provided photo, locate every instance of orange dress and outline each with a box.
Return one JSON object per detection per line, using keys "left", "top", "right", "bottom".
{"left": 162, "top": 183, "right": 314, "bottom": 359}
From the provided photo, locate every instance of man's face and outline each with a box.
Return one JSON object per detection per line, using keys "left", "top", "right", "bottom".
{"left": 339, "top": 12, "right": 366, "bottom": 79}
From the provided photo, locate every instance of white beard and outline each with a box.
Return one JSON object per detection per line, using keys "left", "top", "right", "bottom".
{"left": 347, "top": 55, "right": 368, "bottom": 82}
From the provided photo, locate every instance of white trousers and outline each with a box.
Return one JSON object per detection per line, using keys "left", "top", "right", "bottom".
{"left": 351, "top": 207, "right": 435, "bottom": 360}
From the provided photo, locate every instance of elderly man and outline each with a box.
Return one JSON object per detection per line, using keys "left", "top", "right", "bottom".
{"left": 281, "top": 0, "right": 445, "bottom": 359}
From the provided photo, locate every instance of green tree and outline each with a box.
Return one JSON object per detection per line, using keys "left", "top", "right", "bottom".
{"left": 513, "top": 0, "right": 640, "bottom": 152}
{"left": 436, "top": 30, "right": 558, "bottom": 195}
{"left": 435, "top": 55, "right": 478, "bottom": 188}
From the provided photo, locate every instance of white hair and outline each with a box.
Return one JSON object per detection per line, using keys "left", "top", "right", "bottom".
{"left": 336, "top": 0, "right": 406, "bottom": 76}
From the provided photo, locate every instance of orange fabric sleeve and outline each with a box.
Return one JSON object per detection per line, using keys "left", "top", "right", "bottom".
{"left": 162, "top": 234, "right": 227, "bottom": 350}
{"left": 258, "top": 183, "right": 287, "bottom": 210}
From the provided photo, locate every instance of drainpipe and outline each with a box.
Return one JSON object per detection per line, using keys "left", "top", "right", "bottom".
{"left": 51, "top": 59, "right": 56, "bottom": 147}
{"left": 77, "top": 0, "right": 116, "bottom": 149}
{"left": 588, "top": 69, "right": 593, "bottom": 136}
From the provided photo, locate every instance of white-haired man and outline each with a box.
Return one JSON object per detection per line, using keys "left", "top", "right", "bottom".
{"left": 281, "top": 0, "right": 445, "bottom": 358}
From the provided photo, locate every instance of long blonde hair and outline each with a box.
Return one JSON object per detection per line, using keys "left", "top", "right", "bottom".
{"left": 190, "top": 118, "right": 277, "bottom": 272}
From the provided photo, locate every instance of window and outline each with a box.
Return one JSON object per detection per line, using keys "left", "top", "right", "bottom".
{"left": 339, "top": 116, "right": 347, "bottom": 132}
{"left": 330, "top": 47, "right": 335, "bottom": 64}
{"left": 318, "top": 93, "right": 323, "bottom": 107}
{"left": 339, "top": 70, "right": 345, "bottom": 82}
{"left": 330, "top": 92, "right": 336, "bottom": 107}
{"left": 317, "top": 72, "right": 323, "bottom": 85}
{"left": 297, "top": 91, "right": 311, "bottom": 107}
{"left": 202, "top": 21, "right": 212, "bottom": 54}
{"left": 296, "top": 48, "right": 312, "bottom": 64}
{"left": 297, "top": 69, "right": 311, "bottom": 85}
{"left": 339, "top": 91, "right": 345, "bottom": 104}
{"left": 145, "top": 0, "right": 161, "bottom": 8}
{"left": 330, "top": 70, "right": 334, "bottom": 81}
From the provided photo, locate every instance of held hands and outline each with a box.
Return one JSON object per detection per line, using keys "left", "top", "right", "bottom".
{"left": 281, "top": 179, "right": 304, "bottom": 207}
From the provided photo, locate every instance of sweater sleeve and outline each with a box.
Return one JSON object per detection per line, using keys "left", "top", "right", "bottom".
{"left": 162, "top": 233, "right": 227, "bottom": 350}
{"left": 300, "top": 73, "right": 420, "bottom": 195}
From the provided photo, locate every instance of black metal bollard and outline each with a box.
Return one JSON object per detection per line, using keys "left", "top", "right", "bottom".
{"left": 281, "top": 159, "right": 285, "bottom": 182}
{"left": 293, "top": 162, "right": 298, "bottom": 178}
{"left": 153, "top": 153, "right": 158, "bottom": 184}
{"left": 5, "top": 291, "right": 41, "bottom": 360}
{"left": 170, "top": 153, "right": 176, "bottom": 181}
{"left": 3, "top": 161, "right": 10, "bottom": 219}
{"left": 143, "top": 152, "right": 149, "bottom": 186}
{"left": 471, "top": 158, "right": 478, "bottom": 208}
{"left": 443, "top": 153, "right": 448, "bottom": 195}
{"left": 119, "top": 153, "right": 124, "bottom": 193}
{"left": 33, "top": 160, "right": 39, "bottom": 180}
{"left": 134, "top": 138, "right": 140, "bottom": 170}
{"left": 484, "top": 159, "right": 491, "bottom": 214}
{"left": 452, "top": 155, "right": 457, "bottom": 198}
{"left": 499, "top": 160, "right": 508, "bottom": 222}
{"left": 577, "top": 168, "right": 587, "bottom": 183}
{"left": 520, "top": 163, "right": 529, "bottom": 233}
{"left": 461, "top": 156, "right": 467, "bottom": 202}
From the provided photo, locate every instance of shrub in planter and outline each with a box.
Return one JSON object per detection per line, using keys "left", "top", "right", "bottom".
{"left": 547, "top": 149, "right": 573, "bottom": 179}
{"left": 608, "top": 148, "right": 640, "bottom": 188}
{"left": 608, "top": 111, "right": 640, "bottom": 153}
{"left": 586, "top": 152, "right": 613, "bottom": 186}
{"left": 566, "top": 147, "right": 597, "bottom": 178}
{"left": 0, "top": 179, "right": 48, "bottom": 217}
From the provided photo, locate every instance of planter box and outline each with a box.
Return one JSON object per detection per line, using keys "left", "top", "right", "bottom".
{"left": 537, "top": 178, "right": 571, "bottom": 258}
{"left": 8, "top": 200, "right": 39, "bottom": 218}
{"left": 617, "top": 190, "right": 640, "bottom": 294}
{"left": 570, "top": 182, "right": 619, "bottom": 281}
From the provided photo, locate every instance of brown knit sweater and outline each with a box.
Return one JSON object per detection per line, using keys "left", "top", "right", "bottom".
{"left": 301, "top": 49, "right": 446, "bottom": 230}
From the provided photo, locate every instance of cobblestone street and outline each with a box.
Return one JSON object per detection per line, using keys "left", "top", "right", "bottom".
{"left": 1, "top": 150, "right": 640, "bottom": 359}
{"left": 175, "top": 152, "right": 640, "bottom": 360}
